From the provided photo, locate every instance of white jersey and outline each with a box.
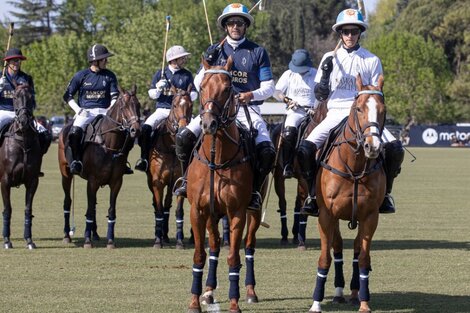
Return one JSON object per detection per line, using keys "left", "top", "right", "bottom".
{"left": 275, "top": 68, "right": 317, "bottom": 107}
{"left": 316, "top": 46, "right": 383, "bottom": 110}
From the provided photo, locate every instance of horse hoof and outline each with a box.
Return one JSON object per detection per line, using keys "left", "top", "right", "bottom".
{"left": 200, "top": 294, "right": 214, "bottom": 305}
{"left": 332, "top": 296, "right": 346, "bottom": 303}
{"left": 153, "top": 242, "right": 163, "bottom": 249}
{"left": 83, "top": 241, "right": 93, "bottom": 249}
{"left": 106, "top": 243, "right": 116, "bottom": 249}
{"left": 26, "top": 242, "right": 36, "bottom": 250}
{"left": 229, "top": 309, "right": 242, "bottom": 313}
{"left": 297, "top": 242, "right": 307, "bottom": 251}
{"left": 223, "top": 241, "right": 230, "bottom": 250}
{"left": 359, "top": 309, "right": 371, "bottom": 313}
{"left": 92, "top": 233, "right": 100, "bottom": 241}
{"left": 349, "top": 297, "right": 360, "bottom": 306}
{"left": 292, "top": 238, "right": 299, "bottom": 245}
{"left": 4, "top": 242, "right": 13, "bottom": 249}
{"left": 176, "top": 240, "right": 185, "bottom": 250}
{"left": 187, "top": 308, "right": 202, "bottom": 313}
{"left": 246, "top": 295, "right": 258, "bottom": 303}
{"left": 163, "top": 235, "right": 170, "bottom": 244}
{"left": 280, "top": 238, "right": 289, "bottom": 246}
{"left": 63, "top": 237, "right": 72, "bottom": 244}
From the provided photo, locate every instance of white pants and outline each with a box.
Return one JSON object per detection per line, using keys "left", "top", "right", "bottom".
{"left": 187, "top": 105, "right": 271, "bottom": 145}
{"left": 0, "top": 110, "right": 46, "bottom": 132}
{"left": 72, "top": 108, "right": 108, "bottom": 129}
{"left": 306, "top": 107, "right": 396, "bottom": 148}
{"left": 285, "top": 106, "right": 311, "bottom": 128}
{"left": 144, "top": 108, "right": 170, "bottom": 128}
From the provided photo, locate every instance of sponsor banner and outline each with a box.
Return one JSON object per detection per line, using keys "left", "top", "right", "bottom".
{"left": 409, "top": 125, "right": 470, "bottom": 147}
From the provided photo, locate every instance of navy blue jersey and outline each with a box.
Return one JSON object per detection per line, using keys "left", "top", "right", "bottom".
{"left": 150, "top": 67, "right": 195, "bottom": 109}
{"left": 63, "top": 68, "right": 119, "bottom": 109}
{"left": 0, "top": 70, "right": 36, "bottom": 111}
{"left": 207, "top": 39, "right": 273, "bottom": 106}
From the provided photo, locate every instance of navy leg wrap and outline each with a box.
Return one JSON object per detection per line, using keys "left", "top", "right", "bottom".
{"left": 191, "top": 264, "right": 204, "bottom": 295}
{"left": 359, "top": 268, "right": 370, "bottom": 301}
{"left": 206, "top": 250, "right": 220, "bottom": 289}
{"left": 228, "top": 265, "right": 242, "bottom": 300}
{"left": 350, "top": 253, "right": 360, "bottom": 291}
{"left": 107, "top": 219, "right": 116, "bottom": 241}
{"left": 334, "top": 252, "right": 345, "bottom": 288}
{"left": 84, "top": 219, "right": 93, "bottom": 239}
{"left": 3, "top": 212, "right": 11, "bottom": 238}
{"left": 176, "top": 218, "right": 184, "bottom": 241}
{"left": 155, "top": 212, "right": 164, "bottom": 240}
{"left": 298, "top": 214, "right": 307, "bottom": 242}
{"left": 280, "top": 211, "right": 288, "bottom": 240}
{"left": 24, "top": 215, "right": 33, "bottom": 240}
{"left": 313, "top": 268, "right": 329, "bottom": 301}
{"left": 163, "top": 211, "right": 170, "bottom": 237}
{"left": 245, "top": 248, "right": 256, "bottom": 286}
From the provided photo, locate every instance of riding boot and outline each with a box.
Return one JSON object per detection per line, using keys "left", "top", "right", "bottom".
{"left": 379, "top": 141, "right": 405, "bottom": 214}
{"left": 37, "top": 130, "right": 52, "bottom": 177}
{"left": 297, "top": 140, "right": 319, "bottom": 216}
{"left": 135, "top": 124, "right": 153, "bottom": 172}
{"left": 68, "top": 126, "right": 84, "bottom": 175}
{"left": 174, "top": 127, "right": 197, "bottom": 197}
{"left": 281, "top": 126, "right": 297, "bottom": 179}
{"left": 247, "top": 141, "right": 275, "bottom": 211}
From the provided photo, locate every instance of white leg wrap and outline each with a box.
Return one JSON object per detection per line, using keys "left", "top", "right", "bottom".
{"left": 310, "top": 301, "right": 321, "bottom": 312}
{"left": 334, "top": 287, "right": 344, "bottom": 297}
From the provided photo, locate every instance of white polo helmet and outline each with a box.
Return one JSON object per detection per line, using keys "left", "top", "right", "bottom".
{"left": 332, "top": 9, "right": 368, "bottom": 32}
{"left": 166, "top": 45, "right": 191, "bottom": 62}
{"left": 217, "top": 3, "right": 254, "bottom": 29}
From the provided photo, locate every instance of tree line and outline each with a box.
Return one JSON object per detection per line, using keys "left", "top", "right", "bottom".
{"left": 1, "top": 0, "right": 468, "bottom": 127}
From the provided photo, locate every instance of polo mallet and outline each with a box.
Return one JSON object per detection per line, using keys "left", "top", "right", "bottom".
{"left": 260, "top": 92, "right": 291, "bottom": 228}
{"left": 202, "top": 0, "right": 213, "bottom": 45}
{"left": 2, "top": 23, "right": 14, "bottom": 77}
{"left": 69, "top": 176, "right": 76, "bottom": 237}
{"left": 161, "top": 15, "right": 171, "bottom": 80}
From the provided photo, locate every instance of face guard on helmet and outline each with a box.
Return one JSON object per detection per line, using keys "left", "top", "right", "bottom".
{"left": 332, "top": 9, "right": 368, "bottom": 33}
{"left": 87, "top": 44, "right": 114, "bottom": 63}
{"left": 217, "top": 3, "right": 254, "bottom": 29}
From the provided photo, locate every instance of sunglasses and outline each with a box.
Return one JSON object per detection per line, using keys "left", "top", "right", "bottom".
{"left": 226, "top": 20, "right": 246, "bottom": 27}
{"left": 340, "top": 28, "right": 361, "bottom": 36}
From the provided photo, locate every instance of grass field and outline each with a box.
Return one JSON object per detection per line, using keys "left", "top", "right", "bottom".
{"left": 0, "top": 145, "right": 469, "bottom": 313}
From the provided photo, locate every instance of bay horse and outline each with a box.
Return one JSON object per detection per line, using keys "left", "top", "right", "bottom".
{"left": 58, "top": 85, "right": 141, "bottom": 248}
{"left": 0, "top": 84, "right": 42, "bottom": 249}
{"left": 309, "top": 74, "right": 386, "bottom": 313}
{"left": 269, "top": 100, "right": 327, "bottom": 249}
{"left": 186, "top": 57, "right": 254, "bottom": 313}
{"left": 146, "top": 85, "right": 193, "bottom": 249}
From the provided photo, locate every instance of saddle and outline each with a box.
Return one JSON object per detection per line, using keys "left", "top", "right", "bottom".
{"left": 317, "top": 116, "right": 348, "bottom": 166}
{"left": 83, "top": 115, "right": 106, "bottom": 144}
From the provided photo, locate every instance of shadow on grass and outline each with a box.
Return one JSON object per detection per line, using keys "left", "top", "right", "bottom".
{"left": 240, "top": 292, "right": 470, "bottom": 313}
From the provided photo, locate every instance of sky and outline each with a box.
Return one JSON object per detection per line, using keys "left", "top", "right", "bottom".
{"left": 1, "top": 0, "right": 380, "bottom": 22}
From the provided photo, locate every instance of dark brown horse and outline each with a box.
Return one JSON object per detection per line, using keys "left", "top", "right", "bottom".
{"left": 309, "top": 74, "right": 386, "bottom": 313}
{"left": 186, "top": 57, "right": 254, "bottom": 313}
{"left": 146, "top": 85, "right": 193, "bottom": 249}
{"left": 269, "top": 101, "right": 327, "bottom": 249}
{"left": 0, "top": 84, "right": 42, "bottom": 249}
{"left": 58, "top": 85, "right": 141, "bottom": 248}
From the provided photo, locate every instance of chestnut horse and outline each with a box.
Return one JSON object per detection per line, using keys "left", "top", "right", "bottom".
{"left": 186, "top": 57, "right": 254, "bottom": 313}
{"left": 0, "top": 84, "right": 42, "bottom": 249}
{"left": 59, "top": 86, "right": 141, "bottom": 248}
{"left": 269, "top": 100, "right": 327, "bottom": 249}
{"left": 309, "top": 74, "right": 386, "bottom": 313}
{"left": 146, "top": 85, "right": 193, "bottom": 249}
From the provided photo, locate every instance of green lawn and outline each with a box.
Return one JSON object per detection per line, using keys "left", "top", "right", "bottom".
{"left": 0, "top": 145, "right": 469, "bottom": 313}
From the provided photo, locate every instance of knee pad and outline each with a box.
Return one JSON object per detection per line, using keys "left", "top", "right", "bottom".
{"left": 384, "top": 140, "right": 404, "bottom": 177}
{"left": 256, "top": 141, "right": 275, "bottom": 175}
{"left": 297, "top": 140, "right": 317, "bottom": 176}
{"left": 282, "top": 126, "right": 297, "bottom": 142}
{"left": 175, "top": 127, "right": 197, "bottom": 161}
{"left": 69, "top": 126, "right": 83, "bottom": 141}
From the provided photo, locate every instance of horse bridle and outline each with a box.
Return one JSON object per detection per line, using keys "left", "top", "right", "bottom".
{"left": 106, "top": 91, "right": 140, "bottom": 132}
{"left": 13, "top": 87, "right": 35, "bottom": 132}
{"left": 167, "top": 89, "right": 192, "bottom": 135}
{"left": 199, "top": 69, "right": 238, "bottom": 129}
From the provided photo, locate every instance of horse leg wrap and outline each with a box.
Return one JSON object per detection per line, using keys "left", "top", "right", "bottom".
{"left": 359, "top": 268, "right": 370, "bottom": 301}
{"left": 154, "top": 210, "right": 164, "bottom": 240}
{"left": 163, "top": 210, "right": 170, "bottom": 238}
{"left": 228, "top": 265, "right": 242, "bottom": 300}
{"left": 107, "top": 219, "right": 116, "bottom": 241}
{"left": 24, "top": 214, "right": 33, "bottom": 240}
{"left": 245, "top": 248, "right": 256, "bottom": 287}
{"left": 206, "top": 250, "right": 220, "bottom": 289}
{"left": 350, "top": 253, "right": 360, "bottom": 291}
{"left": 191, "top": 264, "right": 204, "bottom": 295}
{"left": 298, "top": 215, "right": 307, "bottom": 242}
{"left": 85, "top": 219, "right": 94, "bottom": 239}
{"left": 3, "top": 212, "right": 11, "bottom": 238}
{"left": 176, "top": 218, "right": 184, "bottom": 241}
{"left": 334, "top": 252, "right": 345, "bottom": 288}
{"left": 313, "top": 268, "right": 329, "bottom": 302}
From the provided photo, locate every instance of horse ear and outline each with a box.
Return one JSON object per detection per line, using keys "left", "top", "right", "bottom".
{"left": 131, "top": 84, "right": 137, "bottom": 94}
{"left": 377, "top": 75, "right": 384, "bottom": 90}
{"left": 356, "top": 73, "right": 363, "bottom": 91}
{"left": 202, "top": 57, "right": 210, "bottom": 70}
{"left": 225, "top": 56, "right": 233, "bottom": 71}
{"left": 118, "top": 85, "right": 124, "bottom": 94}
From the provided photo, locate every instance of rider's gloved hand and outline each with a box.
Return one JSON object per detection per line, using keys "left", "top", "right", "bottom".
{"left": 238, "top": 92, "right": 253, "bottom": 106}
{"left": 203, "top": 46, "right": 220, "bottom": 65}
{"left": 156, "top": 79, "right": 169, "bottom": 92}
{"left": 0, "top": 76, "right": 6, "bottom": 93}
{"left": 320, "top": 56, "right": 334, "bottom": 80}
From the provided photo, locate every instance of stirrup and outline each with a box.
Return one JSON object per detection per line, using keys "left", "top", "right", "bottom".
{"left": 300, "top": 195, "right": 319, "bottom": 217}
{"left": 134, "top": 158, "right": 148, "bottom": 172}
{"left": 247, "top": 191, "right": 263, "bottom": 211}
{"left": 283, "top": 164, "right": 294, "bottom": 179}
{"left": 124, "top": 162, "right": 134, "bottom": 175}
{"left": 173, "top": 177, "right": 187, "bottom": 197}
